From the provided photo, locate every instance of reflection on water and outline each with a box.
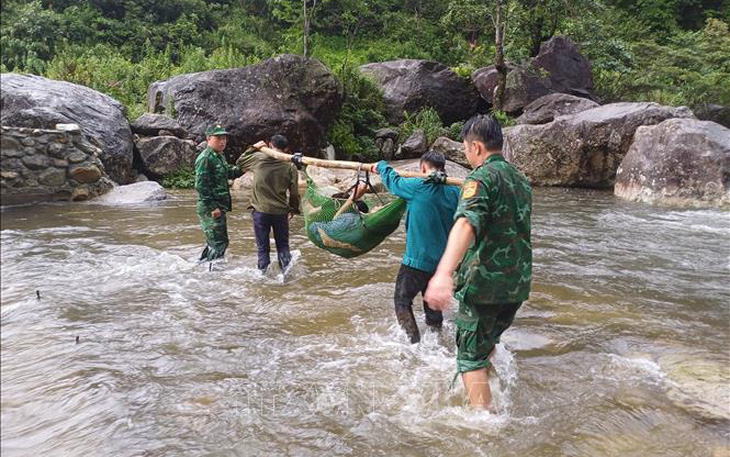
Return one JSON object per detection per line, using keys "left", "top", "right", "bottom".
{"left": 1, "top": 188, "right": 729, "bottom": 456}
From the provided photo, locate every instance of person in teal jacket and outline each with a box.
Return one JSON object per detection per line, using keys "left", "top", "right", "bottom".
{"left": 370, "top": 151, "right": 460, "bottom": 343}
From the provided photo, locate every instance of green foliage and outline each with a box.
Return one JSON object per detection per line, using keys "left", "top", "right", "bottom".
{"left": 161, "top": 166, "right": 195, "bottom": 189}
{"left": 1, "top": 0, "right": 728, "bottom": 135}
{"left": 328, "top": 61, "right": 387, "bottom": 161}
{"left": 399, "top": 108, "right": 445, "bottom": 145}
{"left": 446, "top": 122, "right": 465, "bottom": 141}
{"left": 0, "top": 1, "right": 59, "bottom": 73}
{"left": 492, "top": 110, "right": 517, "bottom": 127}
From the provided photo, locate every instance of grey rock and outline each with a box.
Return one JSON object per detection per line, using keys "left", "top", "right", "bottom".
{"left": 531, "top": 36, "right": 596, "bottom": 101}
{"left": 1, "top": 73, "right": 134, "bottom": 183}
{"left": 148, "top": 54, "right": 342, "bottom": 160}
{"left": 503, "top": 102, "right": 694, "bottom": 187}
{"left": 472, "top": 36, "right": 597, "bottom": 114}
{"left": 135, "top": 135, "right": 197, "bottom": 178}
{"left": 360, "top": 59, "right": 478, "bottom": 124}
{"left": 22, "top": 154, "right": 48, "bottom": 170}
{"left": 67, "top": 151, "right": 88, "bottom": 163}
{"left": 375, "top": 127, "right": 399, "bottom": 140}
{"left": 95, "top": 181, "right": 168, "bottom": 205}
{"left": 615, "top": 119, "right": 730, "bottom": 208}
{"left": 131, "top": 113, "right": 189, "bottom": 139}
{"left": 69, "top": 164, "right": 102, "bottom": 183}
{"left": 397, "top": 129, "right": 428, "bottom": 159}
{"left": 47, "top": 142, "right": 66, "bottom": 158}
{"left": 516, "top": 93, "right": 600, "bottom": 125}
{"left": 39, "top": 168, "right": 67, "bottom": 187}
{"left": 21, "top": 137, "right": 35, "bottom": 146}
{"left": 694, "top": 104, "right": 730, "bottom": 129}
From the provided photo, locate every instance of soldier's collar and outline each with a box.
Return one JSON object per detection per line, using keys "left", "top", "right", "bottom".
{"left": 485, "top": 153, "right": 505, "bottom": 164}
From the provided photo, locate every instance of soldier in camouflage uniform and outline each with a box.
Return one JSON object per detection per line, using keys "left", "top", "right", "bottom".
{"left": 195, "top": 125, "right": 243, "bottom": 262}
{"left": 425, "top": 114, "right": 532, "bottom": 409}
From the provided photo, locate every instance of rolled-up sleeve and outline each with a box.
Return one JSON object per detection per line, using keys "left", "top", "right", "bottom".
{"left": 453, "top": 178, "right": 490, "bottom": 240}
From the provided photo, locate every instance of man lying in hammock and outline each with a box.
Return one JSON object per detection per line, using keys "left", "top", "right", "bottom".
{"left": 370, "top": 151, "right": 460, "bottom": 343}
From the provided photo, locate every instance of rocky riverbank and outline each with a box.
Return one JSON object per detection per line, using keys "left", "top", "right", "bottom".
{"left": 2, "top": 37, "right": 728, "bottom": 208}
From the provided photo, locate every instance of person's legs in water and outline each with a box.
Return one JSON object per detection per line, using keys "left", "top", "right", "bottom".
{"left": 271, "top": 213, "right": 292, "bottom": 270}
{"left": 394, "top": 265, "right": 431, "bottom": 343}
{"left": 199, "top": 211, "right": 229, "bottom": 261}
{"left": 456, "top": 302, "right": 521, "bottom": 410}
{"left": 252, "top": 211, "right": 272, "bottom": 271}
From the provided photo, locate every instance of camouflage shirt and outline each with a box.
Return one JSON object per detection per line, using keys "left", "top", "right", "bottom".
{"left": 195, "top": 146, "right": 243, "bottom": 214}
{"left": 454, "top": 154, "right": 532, "bottom": 305}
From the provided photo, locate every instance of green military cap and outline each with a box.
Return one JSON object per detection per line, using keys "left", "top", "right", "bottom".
{"left": 205, "top": 124, "right": 229, "bottom": 136}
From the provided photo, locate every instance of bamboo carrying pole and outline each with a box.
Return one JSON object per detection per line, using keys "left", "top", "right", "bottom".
{"left": 251, "top": 141, "right": 465, "bottom": 187}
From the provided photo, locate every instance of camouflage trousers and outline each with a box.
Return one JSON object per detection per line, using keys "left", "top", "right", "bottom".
{"left": 455, "top": 301, "right": 522, "bottom": 373}
{"left": 198, "top": 210, "right": 229, "bottom": 262}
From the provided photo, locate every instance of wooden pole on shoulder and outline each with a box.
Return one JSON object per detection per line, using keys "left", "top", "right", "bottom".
{"left": 251, "top": 141, "right": 465, "bottom": 186}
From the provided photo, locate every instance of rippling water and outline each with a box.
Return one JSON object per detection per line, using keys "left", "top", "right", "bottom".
{"left": 2, "top": 188, "right": 729, "bottom": 456}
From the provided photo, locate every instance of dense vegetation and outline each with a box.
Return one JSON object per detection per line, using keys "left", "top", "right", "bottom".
{"left": 2, "top": 0, "right": 728, "bottom": 158}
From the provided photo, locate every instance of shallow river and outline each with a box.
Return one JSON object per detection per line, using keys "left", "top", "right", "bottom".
{"left": 1, "top": 188, "right": 729, "bottom": 456}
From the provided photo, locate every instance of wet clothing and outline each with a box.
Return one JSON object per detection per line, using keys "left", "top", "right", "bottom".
{"left": 253, "top": 211, "right": 291, "bottom": 271}
{"left": 376, "top": 160, "right": 460, "bottom": 273}
{"left": 456, "top": 301, "right": 522, "bottom": 373}
{"left": 195, "top": 147, "right": 243, "bottom": 261}
{"left": 453, "top": 153, "right": 532, "bottom": 373}
{"left": 376, "top": 160, "right": 459, "bottom": 343}
{"left": 454, "top": 154, "right": 532, "bottom": 305}
{"left": 394, "top": 265, "right": 443, "bottom": 344}
{"left": 236, "top": 150, "right": 300, "bottom": 271}
{"left": 198, "top": 211, "right": 229, "bottom": 261}
{"left": 236, "top": 150, "right": 300, "bottom": 215}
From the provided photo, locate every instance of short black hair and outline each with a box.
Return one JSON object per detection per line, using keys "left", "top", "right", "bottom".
{"left": 420, "top": 150, "right": 446, "bottom": 171}
{"left": 270, "top": 134, "right": 289, "bottom": 150}
{"left": 460, "top": 114, "right": 503, "bottom": 150}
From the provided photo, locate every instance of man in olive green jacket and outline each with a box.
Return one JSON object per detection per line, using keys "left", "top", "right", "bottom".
{"left": 195, "top": 125, "right": 243, "bottom": 262}
{"left": 236, "top": 134, "right": 300, "bottom": 272}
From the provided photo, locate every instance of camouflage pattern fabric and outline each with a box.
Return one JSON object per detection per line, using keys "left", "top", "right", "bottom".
{"left": 198, "top": 210, "right": 229, "bottom": 261}
{"left": 453, "top": 154, "right": 532, "bottom": 305}
{"left": 455, "top": 301, "right": 522, "bottom": 373}
{"left": 195, "top": 146, "right": 242, "bottom": 261}
{"left": 195, "top": 146, "right": 242, "bottom": 215}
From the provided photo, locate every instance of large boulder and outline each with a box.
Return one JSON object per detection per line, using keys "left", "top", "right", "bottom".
{"left": 430, "top": 136, "right": 468, "bottom": 168}
{"left": 396, "top": 129, "right": 428, "bottom": 159}
{"left": 694, "top": 104, "right": 730, "bottom": 129}
{"left": 359, "top": 60, "right": 479, "bottom": 124}
{"left": 135, "top": 136, "right": 197, "bottom": 178}
{"left": 95, "top": 181, "right": 167, "bottom": 205}
{"left": 473, "top": 65, "right": 552, "bottom": 114}
{"left": 472, "top": 36, "right": 597, "bottom": 114}
{"left": 516, "top": 93, "right": 600, "bottom": 125}
{"left": 0, "top": 74, "right": 134, "bottom": 184}
{"left": 131, "top": 113, "right": 189, "bottom": 139}
{"left": 147, "top": 54, "right": 343, "bottom": 160}
{"left": 531, "top": 36, "right": 596, "bottom": 100}
{"left": 503, "top": 102, "right": 694, "bottom": 187}
{"left": 614, "top": 119, "right": 730, "bottom": 208}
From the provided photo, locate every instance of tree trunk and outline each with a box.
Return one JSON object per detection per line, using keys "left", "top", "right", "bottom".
{"left": 303, "top": 0, "right": 309, "bottom": 58}
{"left": 493, "top": 0, "right": 509, "bottom": 111}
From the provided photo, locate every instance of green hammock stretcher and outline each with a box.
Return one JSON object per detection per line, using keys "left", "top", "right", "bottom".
{"left": 249, "top": 140, "right": 462, "bottom": 258}
{"left": 301, "top": 172, "right": 406, "bottom": 258}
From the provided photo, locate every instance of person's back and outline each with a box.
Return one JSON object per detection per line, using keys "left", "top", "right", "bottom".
{"left": 242, "top": 152, "right": 299, "bottom": 215}
{"left": 456, "top": 155, "right": 532, "bottom": 305}
{"left": 237, "top": 135, "right": 300, "bottom": 272}
{"left": 373, "top": 152, "right": 459, "bottom": 343}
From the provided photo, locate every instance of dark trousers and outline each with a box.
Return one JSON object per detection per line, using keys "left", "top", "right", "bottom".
{"left": 394, "top": 264, "right": 443, "bottom": 344}
{"left": 252, "top": 211, "right": 291, "bottom": 271}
